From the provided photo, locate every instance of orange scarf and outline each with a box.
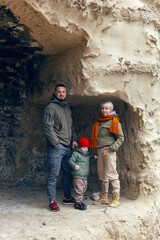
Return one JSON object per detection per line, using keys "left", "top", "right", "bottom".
{"left": 89, "top": 115, "right": 119, "bottom": 148}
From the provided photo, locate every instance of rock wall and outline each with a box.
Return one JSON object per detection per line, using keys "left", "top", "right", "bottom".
{"left": 0, "top": 0, "right": 160, "bottom": 200}
{"left": 0, "top": 0, "right": 160, "bottom": 239}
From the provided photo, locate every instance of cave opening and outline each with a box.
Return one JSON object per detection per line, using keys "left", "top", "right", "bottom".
{"left": 2, "top": 93, "right": 142, "bottom": 200}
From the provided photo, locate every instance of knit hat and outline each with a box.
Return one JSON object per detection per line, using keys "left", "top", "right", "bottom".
{"left": 78, "top": 137, "right": 90, "bottom": 148}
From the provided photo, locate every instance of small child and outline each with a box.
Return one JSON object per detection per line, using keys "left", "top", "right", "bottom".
{"left": 69, "top": 137, "right": 96, "bottom": 210}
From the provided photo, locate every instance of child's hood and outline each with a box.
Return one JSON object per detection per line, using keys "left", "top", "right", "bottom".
{"left": 75, "top": 148, "right": 90, "bottom": 156}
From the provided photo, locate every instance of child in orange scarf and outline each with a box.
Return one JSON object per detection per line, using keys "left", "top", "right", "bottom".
{"left": 90, "top": 101, "right": 124, "bottom": 208}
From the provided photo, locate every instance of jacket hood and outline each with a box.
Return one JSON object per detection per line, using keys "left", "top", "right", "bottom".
{"left": 50, "top": 94, "right": 67, "bottom": 107}
{"left": 75, "top": 148, "right": 90, "bottom": 156}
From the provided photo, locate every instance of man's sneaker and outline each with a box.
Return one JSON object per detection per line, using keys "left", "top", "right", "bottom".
{"left": 74, "top": 202, "right": 87, "bottom": 210}
{"left": 63, "top": 197, "right": 75, "bottom": 205}
{"left": 49, "top": 201, "right": 60, "bottom": 212}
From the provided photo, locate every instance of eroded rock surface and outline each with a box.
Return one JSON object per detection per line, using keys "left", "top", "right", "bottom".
{"left": 0, "top": 0, "right": 160, "bottom": 239}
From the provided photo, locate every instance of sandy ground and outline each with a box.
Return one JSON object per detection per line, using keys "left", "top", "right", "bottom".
{"left": 0, "top": 186, "right": 160, "bottom": 240}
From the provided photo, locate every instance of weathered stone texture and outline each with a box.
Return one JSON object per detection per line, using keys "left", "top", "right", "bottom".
{"left": 0, "top": 1, "right": 160, "bottom": 238}
{"left": 0, "top": 0, "right": 160, "bottom": 196}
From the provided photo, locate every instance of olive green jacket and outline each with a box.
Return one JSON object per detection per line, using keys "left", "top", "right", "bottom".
{"left": 43, "top": 95, "right": 77, "bottom": 147}
{"left": 69, "top": 149, "right": 95, "bottom": 179}
{"left": 98, "top": 119, "right": 124, "bottom": 152}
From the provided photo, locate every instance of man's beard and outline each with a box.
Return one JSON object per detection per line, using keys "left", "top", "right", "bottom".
{"left": 54, "top": 94, "right": 65, "bottom": 102}
{"left": 58, "top": 98, "right": 65, "bottom": 102}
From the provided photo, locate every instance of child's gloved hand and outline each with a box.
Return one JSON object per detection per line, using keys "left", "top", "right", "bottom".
{"left": 75, "top": 165, "right": 80, "bottom": 170}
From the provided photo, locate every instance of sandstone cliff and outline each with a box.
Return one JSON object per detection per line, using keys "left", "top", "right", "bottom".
{"left": 0, "top": 0, "right": 160, "bottom": 239}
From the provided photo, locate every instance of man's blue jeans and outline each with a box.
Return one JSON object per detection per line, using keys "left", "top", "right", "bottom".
{"left": 47, "top": 143, "right": 72, "bottom": 203}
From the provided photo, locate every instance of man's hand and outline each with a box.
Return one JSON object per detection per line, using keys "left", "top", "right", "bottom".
{"left": 72, "top": 141, "right": 78, "bottom": 149}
